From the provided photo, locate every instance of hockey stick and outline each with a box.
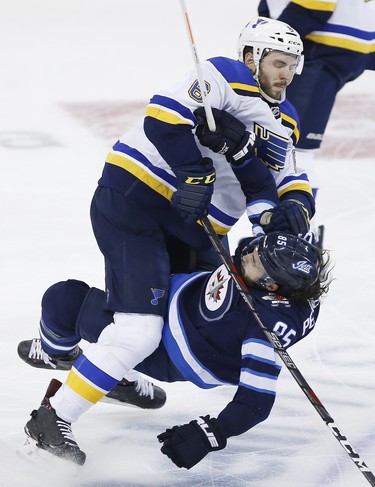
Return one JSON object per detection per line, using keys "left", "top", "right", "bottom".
{"left": 200, "top": 215, "right": 375, "bottom": 486}
{"left": 179, "top": 0, "right": 216, "bottom": 132}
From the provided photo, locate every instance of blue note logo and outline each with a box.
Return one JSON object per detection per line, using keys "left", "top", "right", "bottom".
{"left": 151, "top": 288, "right": 166, "bottom": 306}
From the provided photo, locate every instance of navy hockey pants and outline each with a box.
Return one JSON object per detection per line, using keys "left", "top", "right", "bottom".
{"left": 90, "top": 185, "right": 223, "bottom": 315}
{"left": 287, "top": 57, "right": 366, "bottom": 151}
{"left": 90, "top": 186, "right": 171, "bottom": 316}
{"left": 41, "top": 279, "right": 186, "bottom": 383}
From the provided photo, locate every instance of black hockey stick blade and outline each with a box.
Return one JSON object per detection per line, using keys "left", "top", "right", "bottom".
{"left": 200, "top": 216, "right": 375, "bottom": 486}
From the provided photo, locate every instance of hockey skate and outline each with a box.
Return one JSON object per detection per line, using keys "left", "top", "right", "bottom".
{"left": 104, "top": 375, "right": 166, "bottom": 409}
{"left": 18, "top": 338, "right": 167, "bottom": 409}
{"left": 23, "top": 378, "right": 86, "bottom": 466}
{"left": 17, "top": 338, "right": 82, "bottom": 370}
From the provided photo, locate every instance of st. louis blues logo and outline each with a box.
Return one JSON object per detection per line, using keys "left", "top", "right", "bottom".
{"left": 252, "top": 18, "right": 268, "bottom": 28}
{"left": 151, "top": 288, "right": 166, "bottom": 306}
{"left": 292, "top": 261, "right": 312, "bottom": 274}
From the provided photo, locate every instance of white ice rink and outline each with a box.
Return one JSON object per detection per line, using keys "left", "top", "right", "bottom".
{"left": 1, "top": 1, "right": 375, "bottom": 486}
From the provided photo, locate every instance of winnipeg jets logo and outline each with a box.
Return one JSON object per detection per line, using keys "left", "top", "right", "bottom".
{"left": 292, "top": 261, "right": 312, "bottom": 274}
{"left": 203, "top": 264, "right": 231, "bottom": 313}
{"left": 207, "top": 269, "right": 229, "bottom": 303}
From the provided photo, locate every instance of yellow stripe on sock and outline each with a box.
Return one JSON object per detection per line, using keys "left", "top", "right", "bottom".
{"left": 66, "top": 370, "right": 106, "bottom": 404}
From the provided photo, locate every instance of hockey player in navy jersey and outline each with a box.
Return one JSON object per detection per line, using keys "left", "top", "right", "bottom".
{"left": 19, "top": 232, "right": 331, "bottom": 469}
{"left": 258, "top": 0, "right": 375, "bottom": 203}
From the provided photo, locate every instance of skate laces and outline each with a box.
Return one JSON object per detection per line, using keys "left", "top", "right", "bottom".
{"left": 29, "top": 339, "right": 57, "bottom": 369}
{"left": 122, "top": 369, "right": 155, "bottom": 399}
{"left": 56, "top": 418, "right": 78, "bottom": 447}
{"left": 134, "top": 376, "right": 154, "bottom": 399}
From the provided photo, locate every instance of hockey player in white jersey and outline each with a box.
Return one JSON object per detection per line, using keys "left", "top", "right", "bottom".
{"left": 196, "top": 16, "right": 313, "bottom": 237}
{"left": 19, "top": 232, "right": 331, "bottom": 468}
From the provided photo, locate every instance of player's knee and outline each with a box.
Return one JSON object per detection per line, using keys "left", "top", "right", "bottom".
{"left": 96, "top": 313, "right": 163, "bottom": 370}
{"left": 41, "top": 279, "right": 90, "bottom": 338}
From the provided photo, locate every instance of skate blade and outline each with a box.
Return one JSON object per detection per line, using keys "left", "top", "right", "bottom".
{"left": 16, "top": 436, "right": 80, "bottom": 474}
{"left": 100, "top": 395, "right": 140, "bottom": 408}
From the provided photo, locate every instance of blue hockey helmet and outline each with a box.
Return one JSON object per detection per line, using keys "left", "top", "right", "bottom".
{"left": 237, "top": 232, "right": 321, "bottom": 293}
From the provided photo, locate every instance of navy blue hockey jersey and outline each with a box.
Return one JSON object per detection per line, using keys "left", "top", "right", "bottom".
{"left": 162, "top": 264, "right": 319, "bottom": 438}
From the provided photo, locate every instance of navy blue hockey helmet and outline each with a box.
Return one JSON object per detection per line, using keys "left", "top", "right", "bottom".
{"left": 237, "top": 232, "right": 321, "bottom": 293}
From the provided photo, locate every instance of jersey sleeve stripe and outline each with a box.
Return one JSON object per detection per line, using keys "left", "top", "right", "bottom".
{"left": 291, "top": 0, "right": 336, "bottom": 12}
{"left": 148, "top": 95, "right": 197, "bottom": 124}
{"left": 145, "top": 105, "right": 193, "bottom": 126}
{"left": 229, "top": 82, "right": 260, "bottom": 97}
{"left": 239, "top": 369, "right": 278, "bottom": 395}
{"left": 306, "top": 32, "right": 375, "bottom": 53}
{"left": 278, "top": 180, "right": 314, "bottom": 197}
{"left": 242, "top": 338, "right": 276, "bottom": 362}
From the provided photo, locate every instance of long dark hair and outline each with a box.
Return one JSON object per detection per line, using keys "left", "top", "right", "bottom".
{"left": 280, "top": 249, "right": 333, "bottom": 302}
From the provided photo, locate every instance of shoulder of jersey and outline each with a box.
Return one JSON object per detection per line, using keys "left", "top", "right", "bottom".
{"left": 199, "top": 263, "right": 236, "bottom": 320}
{"left": 251, "top": 288, "right": 317, "bottom": 325}
{"left": 208, "top": 56, "right": 261, "bottom": 98}
{"left": 280, "top": 98, "right": 300, "bottom": 144}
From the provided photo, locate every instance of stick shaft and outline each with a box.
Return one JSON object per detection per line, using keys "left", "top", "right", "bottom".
{"left": 179, "top": 0, "right": 216, "bottom": 131}
{"left": 200, "top": 215, "right": 375, "bottom": 486}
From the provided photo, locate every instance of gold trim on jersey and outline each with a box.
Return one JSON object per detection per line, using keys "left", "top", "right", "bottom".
{"left": 198, "top": 218, "right": 230, "bottom": 236}
{"left": 278, "top": 182, "right": 313, "bottom": 197}
{"left": 106, "top": 152, "right": 232, "bottom": 236}
{"left": 229, "top": 82, "right": 259, "bottom": 94}
{"left": 306, "top": 34, "right": 375, "bottom": 53}
{"left": 145, "top": 106, "right": 193, "bottom": 125}
{"left": 291, "top": 0, "right": 336, "bottom": 11}
{"left": 281, "top": 113, "right": 300, "bottom": 143}
{"left": 106, "top": 152, "right": 174, "bottom": 200}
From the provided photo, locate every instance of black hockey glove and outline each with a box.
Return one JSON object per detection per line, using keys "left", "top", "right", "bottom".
{"left": 260, "top": 200, "right": 310, "bottom": 236}
{"left": 171, "top": 158, "right": 216, "bottom": 225}
{"left": 157, "top": 415, "right": 227, "bottom": 469}
{"left": 194, "top": 107, "right": 259, "bottom": 166}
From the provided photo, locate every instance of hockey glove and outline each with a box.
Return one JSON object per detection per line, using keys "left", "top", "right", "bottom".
{"left": 157, "top": 415, "right": 227, "bottom": 469}
{"left": 260, "top": 200, "right": 310, "bottom": 236}
{"left": 171, "top": 158, "right": 216, "bottom": 225}
{"left": 194, "top": 107, "right": 259, "bottom": 166}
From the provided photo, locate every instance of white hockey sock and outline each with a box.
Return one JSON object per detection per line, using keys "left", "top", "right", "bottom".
{"left": 50, "top": 313, "right": 163, "bottom": 423}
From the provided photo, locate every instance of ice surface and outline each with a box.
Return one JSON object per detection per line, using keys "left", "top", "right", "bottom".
{"left": 1, "top": 1, "right": 375, "bottom": 486}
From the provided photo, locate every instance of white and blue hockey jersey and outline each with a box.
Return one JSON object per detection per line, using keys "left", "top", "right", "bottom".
{"left": 162, "top": 263, "right": 320, "bottom": 438}
{"left": 259, "top": 0, "right": 375, "bottom": 71}
{"left": 99, "top": 56, "right": 314, "bottom": 236}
